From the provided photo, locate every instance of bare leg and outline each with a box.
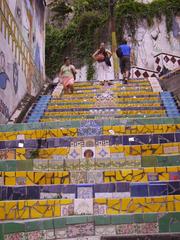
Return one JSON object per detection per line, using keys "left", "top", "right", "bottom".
{"left": 69, "top": 85, "right": 74, "bottom": 94}
{"left": 64, "top": 87, "right": 68, "bottom": 94}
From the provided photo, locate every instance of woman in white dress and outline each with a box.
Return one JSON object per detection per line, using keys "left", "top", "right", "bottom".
{"left": 92, "top": 43, "right": 112, "bottom": 85}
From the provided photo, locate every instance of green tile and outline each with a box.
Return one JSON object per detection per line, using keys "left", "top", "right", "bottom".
{"left": 87, "top": 216, "right": 94, "bottom": 223}
{"left": 66, "top": 216, "right": 87, "bottom": 225}
{"left": 0, "top": 224, "right": 4, "bottom": 240}
{"left": 144, "top": 213, "right": 157, "bottom": 223}
{"left": 4, "top": 223, "right": 25, "bottom": 234}
{"left": 134, "top": 214, "right": 144, "bottom": 223}
{"left": 95, "top": 216, "right": 111, "bottom": 225}
{"left": 111, "top": 215, "right": 133, "bottom": 225}
{"left": 141, "top": 156, "right": 157, "bottom": 167}
{"left": 25, "top": 221, "right": 44, "bottom": 232}
{"left": 17, "top": 160, "right": 33, "bottom": 171}
{"left": 158, "top": 213, "right": 170, "bottom": 233}
{"left": 0, "top": 162, "right": 7, "bottom": 171}
{"left": 43, "top": 219, "right": 54, "bottom": 230}
{"left": 54, "top": 218, "right": 66, "bottom": 228}
{"left": 170, "top": 222, "right": 180, "bottom": 233}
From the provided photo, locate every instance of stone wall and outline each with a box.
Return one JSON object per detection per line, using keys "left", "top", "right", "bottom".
{"left": 76, "top": 15, "right": 180, "bottom": 82}
{"left": 0, "top": 0, "right": 46, "bottom": 124}
{"left": 125, "top": 16, "right": 180, "bottom": 70}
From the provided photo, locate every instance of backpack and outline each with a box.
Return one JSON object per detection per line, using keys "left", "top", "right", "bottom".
{"left": 116, "top": 47, "right": 123, "bottom": 58}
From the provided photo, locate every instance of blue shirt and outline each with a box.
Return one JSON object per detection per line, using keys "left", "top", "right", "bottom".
{"left": 119, "top": 44, "right": 131, "bottom": 56}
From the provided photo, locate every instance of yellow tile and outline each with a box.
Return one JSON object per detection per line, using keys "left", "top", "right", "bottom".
{"left": 167, "top": 166, "right": 178, "bottom": 172}
{"left": 115, "top": 171, "right": 123, "bottom": 181}
{"left": 95, "top": 198, "right": 107, "bottom": 204}
{"left": 16, "top": 148, "right": 26, "bottom": 160}
{"left": 107, "top": 199, "right": 120, "bottom": 209}
{"left": 30, "top": 207, "right": 44, "bottom": 219}
{"left": 132, "top": 170, "right": 145, "bottom": 182}
{"left": 107, "top": 208, "right": 119, "bottom": 215}
{"left": 144, "top": 168, "right": 155, "bottom": 173}
{"left": 60, "top": 199, "right": 73, "bottom": 205}
{"left": 159, "top": 173, "right": 169, "bottom": 181}
{"left": 167, "top": 202, "right": 175, "bottom": 212}
{"left": 35, "top": 172, "right": 45, "bottom": 183}
{"left": 174, "top": 195, "right": 180, "bottom": 201}
{"left": 5, "top": 177, "right": 16, "bottom": 185}
{"left": 155, "top": 167, "right": 166, "bottom": 173}
{"left": 16, "top": 172, "right": 26, "bottom": 177}
{"left": 121, "top": 198, "right": 131, "bottom": 212}
{"left": 175, "top": 202, "right": 180, "bottom": 211}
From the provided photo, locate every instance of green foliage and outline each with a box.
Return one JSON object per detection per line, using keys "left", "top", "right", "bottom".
{"left": 46, "top": 1, "right": 108, "bottom": 79}
{"left": 48, "top": 0, "right": 72, "bottom": 21}
{"left": 46, "top": 0, "right": 180, "bottom": 79}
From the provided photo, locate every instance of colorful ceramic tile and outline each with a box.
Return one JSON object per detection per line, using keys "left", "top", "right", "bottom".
{"left": 4, "top": 233, "right": 26, "bottom": 240}
{"left": 87, "top": 171, "right": 103, "bottom": 184}
{"left": 77, "top": 187, "right": 93, "bottom": 199}
{"left": 116, "top": 224, "right": 136, "bottom": 235}
{"left": 93, "top": 204, "right": 107, "bottom": 215}
{"left": 71, "top": 171, "right": 87, "bottom": 184}
{"left": 74, "top": 199, "right": 93, "bottom": 215}
{"left": 61, "top": 204, "right": 74, "bottom": 216}
{"left": 95, "top": 226, "right": 116, "bottom": 236}
{"left": 67, "top": 223, "right": 94, "bottom": 238}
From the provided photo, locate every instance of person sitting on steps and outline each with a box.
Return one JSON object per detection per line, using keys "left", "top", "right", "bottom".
{"left": 116, "top": 39, "right": 131, "bottom": 84}
{"left": 59, "top": 57, "right": 77, "bottom": 94}
{"left": 92, "top": 42, "right": 112, "bottom": 86}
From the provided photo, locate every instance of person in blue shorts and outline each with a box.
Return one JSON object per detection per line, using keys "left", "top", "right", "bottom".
{"left": 116, "top": 39, "right": 131, "bottom": 84}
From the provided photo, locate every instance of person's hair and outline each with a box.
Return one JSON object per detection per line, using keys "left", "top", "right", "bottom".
{"left": 64, "top": 57, "right": 70, "bottom": 63}
{"left": 121, "top": 39, "right": 127, "bottom": 44}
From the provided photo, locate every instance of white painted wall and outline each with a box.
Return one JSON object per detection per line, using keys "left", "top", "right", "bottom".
{"left": 124, "top": 16, "right": 180, "bottom": 70}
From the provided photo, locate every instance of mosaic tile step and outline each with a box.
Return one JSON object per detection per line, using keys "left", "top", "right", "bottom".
{"left": 1, "top": 133, "right": 180, "bottom": 150}
{"left": 1, "top": 117, "right": 180, "bottom": 133}
{"left": 50, "top": 96, "right": 161, "bottom": 103}
{"left": 58, "top": 92, "right": 161, "bottom": 100}
{"left": 1, "top": 122, "right": 180, "bottom": 141}
{"left": 0, "top": 166, "right": 179, "bottom": 185}
{"left": 1, "top": 155, "right": 180, "bottom": 172}
{"left": 1, "top": 141, "right": 180, "bottom": 160}
{"left": 45, "top": 105, "right": 165, "bottom": 112}
{"left": 1, "top": 180, "right": 180, "bottom": 200}
{"left": 0, "top": 195, "right": 180, "bottom": 220}
{"left": 40, "top": 113, "right": 166, "bottom": 122}
{"left": 47, "top": 103, "right": 163, "bottom": 110}
{"left": 1, "top": 212, "right": 180, "bottom": 239}
{"left": 48, "top": 99, "right": 162, "bottom": 106}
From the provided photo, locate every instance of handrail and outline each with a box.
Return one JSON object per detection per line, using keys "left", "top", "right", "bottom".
{"left": 131, "top": 66, "right": 158, "bottom": 73}
{"left": 154, "top": 52, "right": 180, "bottom": 58}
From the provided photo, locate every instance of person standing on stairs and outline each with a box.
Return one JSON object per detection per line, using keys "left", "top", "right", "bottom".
{"left": 59, "top": 57, "right": 77, "bottom": 94}
{"left": 116, "top": 39, "right": 131, "bottom": 84}
{"left": 92, "top": 42, "right": 112, "bottom": 85}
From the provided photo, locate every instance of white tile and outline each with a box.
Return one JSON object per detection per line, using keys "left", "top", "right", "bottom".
{"left": 74, "top": 199, "right": 93, "bottom": 215}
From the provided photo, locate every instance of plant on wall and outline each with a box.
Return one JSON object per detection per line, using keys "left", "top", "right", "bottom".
{"left": 46, "top": 0, "right": 180, "bottom": 79}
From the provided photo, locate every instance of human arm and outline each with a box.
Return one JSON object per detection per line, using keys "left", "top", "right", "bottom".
{"left": 106, "top": 49, "right": 112, "bottom": 58}
{"left": 92, "top": 49, "right": 99, "bottom": 60}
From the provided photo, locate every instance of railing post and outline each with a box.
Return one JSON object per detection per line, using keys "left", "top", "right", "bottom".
{"left": 109, "top": 0, "right": 119, "bottom": 80}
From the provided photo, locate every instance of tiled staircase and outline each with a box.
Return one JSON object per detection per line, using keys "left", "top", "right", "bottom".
{"left": 0, "top": 77, "right": 180, "bottom": 239}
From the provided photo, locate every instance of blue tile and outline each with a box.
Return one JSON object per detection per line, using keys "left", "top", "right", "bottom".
{"left": 168, "top": 181, "right": 180, "bottom": 195}
{"left": 116, "top": 182, "right": 130, "bottom": 192}
{"left": 130, "top": 183, "right": 148, "bottom": 197}
{"left": 149, "top": 183, "right": 168, "bottom": 196}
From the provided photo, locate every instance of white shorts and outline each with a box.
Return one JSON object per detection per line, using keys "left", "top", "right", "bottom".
{"left": 97, "top": 62, "right": 112, "bottom": 82}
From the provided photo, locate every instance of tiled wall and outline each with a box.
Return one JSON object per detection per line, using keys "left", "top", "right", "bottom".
{"left": 0, "top": 212, "right": 179, "bottom": 239}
